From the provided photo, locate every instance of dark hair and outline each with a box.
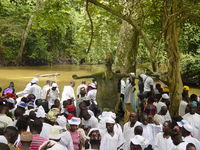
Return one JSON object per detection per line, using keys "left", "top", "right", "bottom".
{"left": 186, "top": 143, "right": 196, "bottom": 149}
{"left": 4, "top": 126, "right": 18, "bottom": 144}
{"left": 16, "top": 116, "right": 30, "bottom": 132}
{"left": 0, "top": 143, "right": 10, "bottom": 150}
{"left": 190, "top": 94, "right": 198, "bottom": 102}
{"left": 134, "top": 126, "right": 143, "bottom": 135}
{"left": 14, "top": 107, "right": 25, "bottom": 119}
{"left": 30, "top": 119, "right": 43, "bottom": 134}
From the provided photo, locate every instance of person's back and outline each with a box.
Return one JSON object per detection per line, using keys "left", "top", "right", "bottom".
{"left": 29, "top": 84, "right": 42, "bottom": 100}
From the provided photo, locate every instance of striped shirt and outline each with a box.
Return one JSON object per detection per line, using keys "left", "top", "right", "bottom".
{"left": 30, "top": 134, "right": 47, "bottom": 150}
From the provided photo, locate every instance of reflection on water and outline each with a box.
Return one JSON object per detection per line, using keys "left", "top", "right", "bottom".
{"left": 0, "top": 65, "right": 104, "bottom": 93}
{"left": 0, "top": 65, "right": 199, "bottom": 96}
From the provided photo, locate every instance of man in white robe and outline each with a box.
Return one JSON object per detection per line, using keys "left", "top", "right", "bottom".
{"left": 61, "top": 81, "right": 75, "bottom": 103}
{"left": 154, "top": 106, "right": 172, "bottom": 125}
{"left": 76, "top": 80, "right": 87, "bottom": 98}
{"left": 123, "top": 112, "right": 142, "bottom": 150}
{"left": 183, "top": 102, "right": 200, "bottom": 140}
{"left": 41, "top": 80, "right": 51, "bottom": 99}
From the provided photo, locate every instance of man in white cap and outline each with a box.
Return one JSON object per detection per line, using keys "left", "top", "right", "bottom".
{"left": 100, "top": 117, "right": 125, "bottom": 150}
{"left": 46, "top": 82, "right": 59, "bottom": 109}
{"left": 130, "top": 134, "right": 149, "bottom": 150}
{"left": 61, "top": 81, "right": 76, "bottom": 103}
{"left": 180, "top": 122, "right": 200, "bottom": 150}
{"left": 28, "top": 78, "right": 42, "bottom": 100}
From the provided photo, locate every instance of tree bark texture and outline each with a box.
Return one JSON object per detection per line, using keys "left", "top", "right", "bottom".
{"left": 164, "top": 0, "right": 183, "bottom": 116}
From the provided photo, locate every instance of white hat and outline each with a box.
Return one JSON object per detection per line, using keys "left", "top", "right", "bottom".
{"left": 68, "top": 117, "right": 81, "bottom": 125}
{"left": 6, "top": 98, "right": 15, "bottom": 104}
{"left": 48, "top": 125, "right": 63, "bottom": 140}
{"left": 105, "top": 117, "right": 115, "bottom": 124}
{"left": 98, "top": 111, "right": 116, "bottom": 120}
{"left": 89, "top": 83, "right": 96, "bottom": 89}
{"left": 162, "top": 94, "right": 170, "bottom": 99}
{"left": 36, "top": 106, "right": 46, "bottom": 118}
{"left": 87, "top": 128, "right": 99, "bottom": 139}
{"left": 52, "top": 83, "right": 58, "bottom": 88}
{"left": 130, "top": 72, "right": 135, "bottom": 76}
{"left": 183, "top": 123, "right": 193, "bottom": 133}
{"left": 130, "top": 135, "right": 148, "bottom": 146}
{"left": 31, "top": 77, "right": 39, "bottom": 83}
{"left": 177, "top": 120, "right": 188, "bottom": 127}
{"left": 56, "top": 116, "right": 67, "bottom": 128}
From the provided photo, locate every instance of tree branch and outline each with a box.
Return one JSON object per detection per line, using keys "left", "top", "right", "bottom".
{"left": 85, "top": 0, "right": 94, "bottom": 54}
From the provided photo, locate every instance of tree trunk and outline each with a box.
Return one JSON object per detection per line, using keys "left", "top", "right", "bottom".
{"left": 164, "top": 0, "right": 183, "bottom": 116}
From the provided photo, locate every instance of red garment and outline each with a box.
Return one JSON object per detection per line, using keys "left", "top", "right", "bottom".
{"left": 67, "top": 105, "right": 75, "bottom": 112}
{"left": 30, "top": 134, "right": 47, "bottom": 150}
{"left": 144, "top": 104, "right": 157, "bottom": 116}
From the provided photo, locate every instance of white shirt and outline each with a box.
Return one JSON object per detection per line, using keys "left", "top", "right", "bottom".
{"left": 82, "top": 116, "right": 98, "bottom": 128}
{"left": 175, "top": 142, "right": 188, "bottom": 150}
{"left": 100, "top": 130, "right": 125, "bottom": 150}
{"left": 183, "top": 113, "right": 200, "bottom": 140}
{"left": 61, "top": 86, "right": 75, "bottom": 102}
{"left": 120, "top": 79, "right": 126, "bottom": 95}
{"left": 42, "top": 84, "right": 51, "bottom": 99}
{"left": 76, "top": 84, "right": 87, "bottom": 97}
{"left": 154, "top": 132, "right": 175, "bottom": 150}
{"left": 141, "top": 75, "right": 153, "bottom": 92}
{"left": 179, "top": 100, "right": 188, "bottom": 116}
{"left": 154, "top": 101, "right": 166, "bottom": 113}
{"left": 123, "top": 121, "right": 142, "bottom": 150}
{"left": 0, "top": 135, "right": 8, "bottom": 144}
{"left": 154, "top": 112, "right": 172, "bottom": 125}
{"left": 87, "top": 89, "right": 97, "bottom": 101}
{"left": 183, "top": 135, "right": 200, "bottom": 150}
{"left": 124, "top": 83, "right": 134, "bottom": 104}
{"left": 28, "top": 84, "right": 42, "bottom": 99}
{"left": 40, "top": 123, "right": 52, "bottom": 139}
{"left": 59, "top": 130, "right": 74, "bottom": 150}
{"left": 0, "top": 114, "right": 13, "bottom": 126}
{"left": 141, "top": 124, "right": 162, "bottom": 148}
{"left": 47, "top": 89, "right": 59, "bottom": 108}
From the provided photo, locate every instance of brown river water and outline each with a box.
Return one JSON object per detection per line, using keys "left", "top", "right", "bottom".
{"left": 0, "top": 65, "right": 199, "bottom": 96}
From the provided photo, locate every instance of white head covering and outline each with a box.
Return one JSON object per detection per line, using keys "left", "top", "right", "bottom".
{"left": 183, "top": 123, "right": 193, "bottom": 133}
{"left": 130, "top": 135, "right": 149, "bottom": 147}
{"left": 48, "top": 125, "right": 63, "bottom": 140}
{"left": 36, "top": 106, "right": 46, "bottom": 118}
{"left": 31, "top": 77, "right": 39, "bottom": 84}
{"left": 52, "top": 83, "right": 58, "bottom": 88}
{"left": 162, "top": 94, "right": 170, "bottom": 99}
{"left": 87, "top": 128, "right": 99, "bottom": 139}
{"left": 89, "top": 83, "right": 96, "bottom": 89}
{"left": 140, "top": 74, "right": 147, "bottom": 81}
{"left": 68, "top": 117, "right": 81, "bottom": 125}
{"left": 98, "top": 111, "right": 116, "bottom": 120}
{"left": 104, "top": 117, "right": 115, "bottom": 124}
{"left": 56, "top": 116, "right": 67, "bottom": 128}
{"left": 130, "top": 72, "right": 135, "bottom": 77}
{"left": 177, "top": 120, "right": 188, "bottom": 127}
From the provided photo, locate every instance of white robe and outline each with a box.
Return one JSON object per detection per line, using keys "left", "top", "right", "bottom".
{"left": 178, "top": 100, "right": 188, "bottom": 116}
{"left": 87, "top": 89, "right": 97, "bottom": 102}
{"left": 82, "top": 116, "right": 98, "bottom": 128}
{"left": 183, "top": 135, "right": 200, "bottom": 150}
{"left": 42, "top": 84, "right": 51, "bottom": 99}
{"left": 153, "top": 111, "right": 172, "bottom": 125}
{"left": 76, "top": 84, "right": 87, "bottom": 97}
{"left": 175, "top": 142, "right": 188, "bottom": 150}
{"left": 47, "top": 89, "right": 59, "bottom": 109}
{"left": 59, "top": 130, "right": 74, "bottom": 150}
{"left": 61, "top": 86, "right": 75, "bottom": 102}
{"left": 40, "top": 122, "right": 52, "bottom": 139}
{"left": 123, "top": 121, "right": 142, "bottom": 150}
{"left": 154, "top": 132, "right": 175, "bottom": 150}
{"left": 183, "top": 113, "right": 200, "bottom": 140}
{"left": 28, "top": 84, "right": 42, "bottom": 99}
{"left": 100, "top": 130, "right": 125, "bottom": 150}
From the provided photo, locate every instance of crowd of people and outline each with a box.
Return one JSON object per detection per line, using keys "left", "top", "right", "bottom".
{"left": 0, "top": 73, "right": 200, "bottom": 150}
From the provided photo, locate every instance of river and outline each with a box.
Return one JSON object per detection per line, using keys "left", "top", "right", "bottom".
{"left": 0, "top": 65, "right": 199, "bottom": 96}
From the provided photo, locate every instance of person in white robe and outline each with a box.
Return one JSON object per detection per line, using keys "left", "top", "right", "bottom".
{"left": 171, "top": 131, "right": 188, "bottom": 150}
{"left": 41, "top": 80, "right": 51, "bottom": 99}
{"left": 61, "top": 81, "right": 75, "bottom": 103}
{"left": 183, "top": 102, "right": 200, "bottom": 140}
{"left": 123, "top": 112, "right": 142, "bottom": 150}
{"left": 154, "top": 121, "right": 175, "bottom": 150}
{"left": 46, "top": 83, "right": 59, "bottom": 109}
{"left": 87, "top": 83, "right": 97, "bottom": 104}
{"left": 81, "top": 110, "right": 98, "bottom": 129}
{"left": 154, "top": 106, "right": 172, "bottom": 125}
{"left": 76, "top": 80, "right": 87, "bottom": 98}
{"left": 100, "top": 117, "right": 125, "bottom": 150}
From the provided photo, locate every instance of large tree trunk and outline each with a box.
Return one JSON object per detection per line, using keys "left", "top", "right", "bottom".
{"left": 16, "top": 14, "right": 35, "bottom": 65}
{"left": 115, "top": 0, "right": 140, "bottom": 73}
{"left": 164, "top": 0, "right": 183, "bottom": 116}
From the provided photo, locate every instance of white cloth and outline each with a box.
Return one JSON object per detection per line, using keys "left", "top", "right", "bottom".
{"left": 39, "top": 140, "right": 67, "bottom": 150}
{"left": 28, "top": 84, "right": 42, "bottom": 99}
{"left": 82, "top": 116, "right": 98, "bottom": 128}
{"left": 16, "top": 82, "right": 31, "bottom": 95}
{"left": 154, "top": 132, "right": 175, "bottom": 150}
{"left": 120, "top": 79, "right": 126, "bottom": 95}
{"left": 183, "top": 113, "right": 200, "bottom": 140}
{"left": 47, "top": 89, "right": 59, "bottom": 109}
{"left": 140, "top": 74, "right": 153, "bottom": 92}
{"left": 76, "top": 84, "right": 87, "bottom": 97}
{"left": 124, "top": 83, "right": 134, "bottom": 104}
{"left": 141, "top": 124, "right": 162, "bottom": 148}
{"left": 61, "top": 86, "right": 75, "bottom": 102}
{"left": 100, "top": 129, "right": 125, "bottom": 150}
{"left": 179, "top": 100, "right": 188, "bottom": 116}
{"left": 40, "top": 123, "right": 52, "bottom": 139}
{"left": 183, "top": 135, "right": 200, "bottom": 150}
{"left": 87, "top": 89, "right": 97, "bottom": 101}
{"left": 0, "top": 114, "right": 13, "bottom": 126}
{"left": 123, "top": 121, "right": 142, "bottom": 150}
{"left": 153, "top": 101, "right": 167, "bottom": 113}
{"left": 175, "top": 142, "right": 188, "bottom": 150}
{"left": 42, "top": 84, "right": 51, "bottom": 99}
{"left": 154, "top": 111, "right": 172, "bottom": 125}
{"left": 59, "top": 130, "right": 74, "bottom": 150}
{"left": 0, "top": 135, "right": 8, "bottom": 144}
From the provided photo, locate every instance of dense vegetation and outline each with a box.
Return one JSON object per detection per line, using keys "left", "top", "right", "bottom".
{"left": 0, "top": 0, "right": 199, "bottom": 114}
